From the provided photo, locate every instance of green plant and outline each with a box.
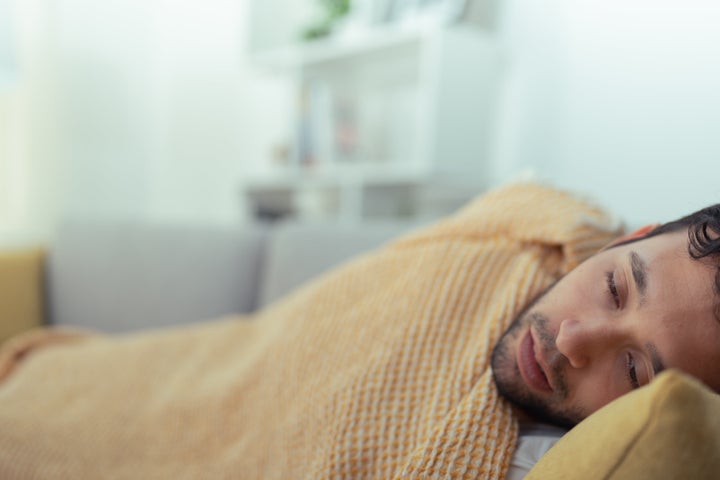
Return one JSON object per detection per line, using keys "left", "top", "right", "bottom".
{"left": 301, "top": 0, "right": 352, "bottom": 40}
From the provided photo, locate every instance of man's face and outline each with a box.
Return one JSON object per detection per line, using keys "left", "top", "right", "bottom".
{"left": 491, "top": 230, "right": 720, "bottom": 428}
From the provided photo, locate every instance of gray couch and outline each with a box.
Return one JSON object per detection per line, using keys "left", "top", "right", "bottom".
{"left": 36, "top": 216, "right": 565, "bottom": 478}
{"left": 46, "top": 220, "right": 419, "bottom": 332}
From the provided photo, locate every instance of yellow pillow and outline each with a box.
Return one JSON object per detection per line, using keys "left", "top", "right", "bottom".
{"left": 0, "top": 248, "right": 45, "bottom": 345}
{"left": 526, "top": 370, "right": 720, "bottom": 479}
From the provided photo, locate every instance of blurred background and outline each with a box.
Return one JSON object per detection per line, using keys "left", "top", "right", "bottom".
{"left": 2, "top": 0, "right": 720, "bottom": 243}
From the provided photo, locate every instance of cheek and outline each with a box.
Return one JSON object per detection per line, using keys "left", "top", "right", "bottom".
{"left": 563, "top": 369, "right": 624, "bottom": 415}
{"left": 542, "top": 267, "right": 600, "bottom": 313}
{"left": 665, "top": 332, "right": 720, "bottom": 393}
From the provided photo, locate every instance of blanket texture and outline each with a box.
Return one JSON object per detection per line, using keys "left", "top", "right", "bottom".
{"left": 0, "top": 183, "right": 620, "bottom": 479}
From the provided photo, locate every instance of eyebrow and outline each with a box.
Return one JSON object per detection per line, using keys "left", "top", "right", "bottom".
{"left": 629, "top": 251, "right": 667, "bottom": 377}
{"left": 646, "top": 342, "right": 666, "bottom": 376}
{"left": 629, "top": 251, "right": 648, "bottom": 305}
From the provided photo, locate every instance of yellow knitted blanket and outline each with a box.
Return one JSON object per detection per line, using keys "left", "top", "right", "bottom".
{"left": 0, "top": 183, "right": 620, "bottom": 479}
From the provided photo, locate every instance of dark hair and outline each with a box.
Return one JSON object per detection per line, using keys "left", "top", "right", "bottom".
{"left": 642, "top": 204, "right": 720, "bottom": 301}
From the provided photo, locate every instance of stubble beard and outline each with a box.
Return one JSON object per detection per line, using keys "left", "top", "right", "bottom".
{"left": 490, "top": 288, "right": 583, "bottom": 429}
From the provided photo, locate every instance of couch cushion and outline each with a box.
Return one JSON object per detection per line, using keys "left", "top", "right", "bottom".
{"left": 258, "top": 221, "right": 419, "bottom": 307}
{"left": 47, "top": 222, "right": 267, "bottom": 332}
{"left": 526, "top": 369, "right": 720, "bottom": 479}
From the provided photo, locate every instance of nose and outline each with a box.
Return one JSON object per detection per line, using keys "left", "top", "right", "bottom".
{"left": 556, "top": 318, "right": 624, "bottom": 369}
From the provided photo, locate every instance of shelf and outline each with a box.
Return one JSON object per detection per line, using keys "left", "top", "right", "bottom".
{"left": 242, "top": 168, "right": 484, "bottom": 223}
{"left": 243, "top": 164, "right": 429, "bottom": 191}
{"left": 244, "top": 17, "right": 497, "bottom": 222}
{"left": 252, "top": 24, "right": 439, "bottom": 72}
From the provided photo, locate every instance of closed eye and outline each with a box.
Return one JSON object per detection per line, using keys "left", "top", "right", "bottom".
{"left": 626, "top": 352, "right": 640, "bottom": 389}
{"left": 606, "top": 271, "right": 620, "bottom": 308}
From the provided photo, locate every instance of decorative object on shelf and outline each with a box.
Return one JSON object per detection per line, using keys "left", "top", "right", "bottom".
{"left": 294, "top": 81, "right": 333, "bottom": 169}
{"left": 246, "top": 2, "right": 498, "bottom": 222}
{"left": 297, "top": 85, "right": 317, "bottom": 167}
{"left": 271, "top": 142, "right": 291, "bottom": 167}
{"left": 332, "top": 95, "right": 359, "bottom": 163}
{"left": 301, "top": 0, "right": 352, "bottom": 40}
{"left": 302, "top": 0, "right": 395, "bottom": 42}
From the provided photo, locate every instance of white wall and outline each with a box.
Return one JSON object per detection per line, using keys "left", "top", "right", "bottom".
{"left": 3, "top": 0, "right": 720, "bottom": 240}
{"left": 491, "top": 0, "right": 720, "bottom": 226}
{"left": 1, "top": 0, "right": 294, "bottom": 240}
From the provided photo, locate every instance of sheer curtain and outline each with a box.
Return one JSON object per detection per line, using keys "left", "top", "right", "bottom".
{"left": 0, "top": 0, "right": 292, "bottom": 244}
{"left": 0, "top": 0, "right": 33, "bottom": 243}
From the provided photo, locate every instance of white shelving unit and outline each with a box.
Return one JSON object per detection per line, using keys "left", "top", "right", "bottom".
{"left": 243, "top": 16, "right": 499, "bottom": 222}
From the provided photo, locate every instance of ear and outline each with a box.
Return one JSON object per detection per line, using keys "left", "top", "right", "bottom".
{"left": 605, "top": 224, "right": 661, "bottom": 248}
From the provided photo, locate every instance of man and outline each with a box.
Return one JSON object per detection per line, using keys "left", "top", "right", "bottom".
{"left": 492, "top": 204, "right": 720, "bottom": 428}
{"left": 1, "top": 183, "right": 718, "bottom": 479}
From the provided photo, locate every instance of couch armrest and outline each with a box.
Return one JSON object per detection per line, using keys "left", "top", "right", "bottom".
{"left": 0, "top": 248, "right": 45, "bottom": 344}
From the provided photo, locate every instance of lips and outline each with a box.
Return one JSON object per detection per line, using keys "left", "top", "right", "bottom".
{"left": 518, "top": 329, "right": 553, "bottom": 393}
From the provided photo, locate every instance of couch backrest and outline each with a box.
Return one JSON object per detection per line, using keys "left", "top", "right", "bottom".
{"left": 46, "top": 221, "right": 267, "bottom": 332}
{"left": 46, "top": 220, "right": 420, "bottom": 332}
{"left": 258, "top": 221, "right": 419, "bottom": 307}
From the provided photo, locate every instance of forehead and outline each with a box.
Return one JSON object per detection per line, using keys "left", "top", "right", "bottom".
{"left": 618, "top": 231, "right": 714, "bottom": 306}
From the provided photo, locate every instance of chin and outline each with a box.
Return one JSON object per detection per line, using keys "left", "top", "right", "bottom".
{"left": 491, "top": 326, "right": 582, "bottom": 429}
{"left": 491, "top": 301, "right": 582, "bottom": 428}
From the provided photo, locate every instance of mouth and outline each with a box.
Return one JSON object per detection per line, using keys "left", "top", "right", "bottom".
{"left": 517, "top": 328, "right": 553, "bottom": 393}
